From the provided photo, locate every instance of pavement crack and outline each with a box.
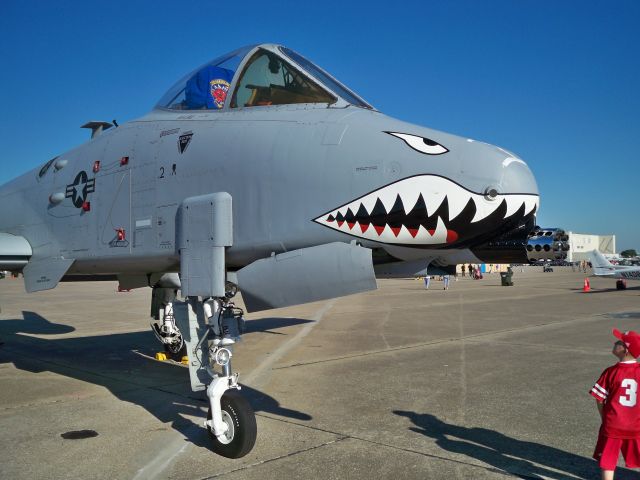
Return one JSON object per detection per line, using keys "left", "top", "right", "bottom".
{"left": 463, "top": 339, "right": 612, "bottom": 355}
{"left": 0, "top": 345, "right": 152, "bottom": 387}
{"left": 198, "top": 436, "right": 350, "bottom": 479}
{"left": 273, "top": 313, "right": 616, "bottom": 370}
{"left": 253, "top": 414, "right": 543, "bottom": 478}
{"left": 0, "top": 395, "right": 100, "bottom": 412}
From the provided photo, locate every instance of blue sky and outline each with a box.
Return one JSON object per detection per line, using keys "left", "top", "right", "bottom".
{"left": 1, "top": 1, "right": 638, "bottom": 250}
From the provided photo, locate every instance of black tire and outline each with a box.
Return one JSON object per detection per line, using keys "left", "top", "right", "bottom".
{"left": 207, "top": 390, "right": 257, "bottom": 458}
{"left": 617, "top": 280, "right": 627, "bottom": 290}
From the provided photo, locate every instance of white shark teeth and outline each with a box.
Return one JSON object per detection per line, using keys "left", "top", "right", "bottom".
{"left": 314, "top": 175, "right": 539, "bottom": 245}
{"left": 377, "top": 187, "right": 399, "bottom": 214}
{"left": 471, "top": 198, "right": 503, "bottom": 223}
{"left": 523, "top": 196, "right": 538, "bottom": 216}
{"left": 447, "top": 194, "right": 470, "bottom": 222}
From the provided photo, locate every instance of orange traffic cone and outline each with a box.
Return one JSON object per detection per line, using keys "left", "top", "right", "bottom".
{"left": 583, "top": 278, "right": 591, "bottom": 292}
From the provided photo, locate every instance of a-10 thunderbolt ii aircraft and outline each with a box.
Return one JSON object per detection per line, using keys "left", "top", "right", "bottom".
{"left": 0, "top": 44, "right": 539, "bottom": 458}
{"left": 589, "top": 249, "right": 640, "bottom": 289}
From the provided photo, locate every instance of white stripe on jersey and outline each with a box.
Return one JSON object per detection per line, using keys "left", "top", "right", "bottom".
{"left": 594, "top": 383, "right": 608, "bottom": 395}
{"left": 591, "top": 388, "right": 606, "bottom": 400}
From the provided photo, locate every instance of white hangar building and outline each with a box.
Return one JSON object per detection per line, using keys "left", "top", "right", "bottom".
{"left": 567, "top": 232, "right": 616, "bottom": 262}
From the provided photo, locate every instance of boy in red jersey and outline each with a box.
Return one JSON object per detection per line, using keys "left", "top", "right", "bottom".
{"left": 590, "top": 329, "right": 640, "bottom": 479}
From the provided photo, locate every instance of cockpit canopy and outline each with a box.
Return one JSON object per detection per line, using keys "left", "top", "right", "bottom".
{"left": 155, "top": 45, "right": 371, "bottom": 111}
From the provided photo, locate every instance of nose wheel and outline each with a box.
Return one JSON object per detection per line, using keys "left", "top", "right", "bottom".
{"left": 206, "top": 389, "right": 257, "bottom": 458}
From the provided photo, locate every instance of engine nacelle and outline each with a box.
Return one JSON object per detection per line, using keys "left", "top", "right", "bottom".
{"left": 0, "top": 232, "right": 32, "bottom": 271}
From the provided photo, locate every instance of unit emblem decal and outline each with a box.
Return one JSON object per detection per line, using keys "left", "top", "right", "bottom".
{"left": 178, "top": 131, "right": 193, "bottom": 154}
{"left": 209, "top": 79, "right": 230, "bottom": 109}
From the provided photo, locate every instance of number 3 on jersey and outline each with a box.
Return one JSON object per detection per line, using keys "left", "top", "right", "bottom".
{"left": 620, "top": 379, "right": 638, "bottom": 407}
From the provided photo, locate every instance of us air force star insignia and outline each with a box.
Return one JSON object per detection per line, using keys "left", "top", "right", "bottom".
{"left": 178, "top": 131, "right": 193, "bottom": 154}
{"left": 65, "top": 170, "right": 96, "bottom": 208}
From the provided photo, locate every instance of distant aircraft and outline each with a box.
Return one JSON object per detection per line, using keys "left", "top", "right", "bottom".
{"left": 589, "top": 249, "right": 640, "bottom": 289}
{"left": 0, "top": 44, "right": 539, "bottom": 457}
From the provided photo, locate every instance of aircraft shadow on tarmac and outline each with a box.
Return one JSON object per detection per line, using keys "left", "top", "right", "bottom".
{"left": 0, "top": 311, "right": 312, "bottom": 450}
{"left": 243, "top": 317, "right": 313, "bottom": 335}
{"left": 394, "top": 411, "right": 637, "bottom": 480}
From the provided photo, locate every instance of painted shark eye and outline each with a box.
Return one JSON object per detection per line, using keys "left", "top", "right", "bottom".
{"left": 385, "top": 132, "right": 449, "bottom": 155}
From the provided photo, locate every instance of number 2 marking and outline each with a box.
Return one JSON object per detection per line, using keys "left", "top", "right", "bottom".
{"left": 159, "top": 167, "right": 165, "bottom": 179}
{"left": 620, "top": 379, "right": 638, "bottom": 407}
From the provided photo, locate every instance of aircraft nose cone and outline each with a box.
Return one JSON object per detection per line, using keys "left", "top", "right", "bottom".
{"left": 499, "top": 157, "right": 538, "bottom": 195}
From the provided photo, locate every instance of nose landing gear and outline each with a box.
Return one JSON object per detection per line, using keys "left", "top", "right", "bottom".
{"left": 167, "top": 191, "right": 256, "bottom": 457}
{"left": 171, "top": 295, "right": 256, "bottom": 459}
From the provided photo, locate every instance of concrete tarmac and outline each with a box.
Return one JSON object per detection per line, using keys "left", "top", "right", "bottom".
{"left": 1, "top": 267, "right": 640, "bottom": 479}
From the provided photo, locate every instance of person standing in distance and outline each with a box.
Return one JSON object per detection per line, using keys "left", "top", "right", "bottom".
{"left": 590, "top": 329, "right": 640, "bottom": 479}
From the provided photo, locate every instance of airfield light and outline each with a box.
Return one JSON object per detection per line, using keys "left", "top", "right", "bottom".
{"left": 81, "top": 201, "right": 91, "bottom": 212}
{"left": 116, "top": 228, "right": 126, "bottom": 241}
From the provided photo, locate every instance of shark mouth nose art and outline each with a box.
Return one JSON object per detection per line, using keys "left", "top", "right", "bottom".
{"left": 313, "top": 175, "right": 538, "bottom": 246}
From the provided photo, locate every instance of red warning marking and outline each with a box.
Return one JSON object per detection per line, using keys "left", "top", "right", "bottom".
{"left": 373, "top": 225, "right": 386, "bottom": 235}
{"left": 446, "top": 230, "right": 459, "bottom": 243}
{"left": 390, "top": 226, "right": 401, "bottom": 237}
{"left": 408, "top": 228, "right": 419, "bottom": 238}
{"left": 360, "top": 223, "right": 370, "bottom": 233}
{"left": 337, "top": 220, "right": 344, "bottom": 227}
{"left": 428, "top": 229, "right": 435, "bottom": 236}
{"left": 347, "top": 222, "right": 356, "bottom": 230}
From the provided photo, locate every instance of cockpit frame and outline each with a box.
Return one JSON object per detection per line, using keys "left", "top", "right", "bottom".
{"left": 154, "top": 44, "right": 373, "bottom": 113}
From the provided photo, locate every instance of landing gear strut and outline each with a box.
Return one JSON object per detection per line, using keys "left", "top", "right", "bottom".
{"left": 200, "top": 295, "right": 256, "bottom": 457}
{"left": 170, "top": 293, "right": 256, "bottom": 458}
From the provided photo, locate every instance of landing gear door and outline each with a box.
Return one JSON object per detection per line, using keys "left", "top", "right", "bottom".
{"left": 178, "top": 192, "right": 233, "bottom": 298}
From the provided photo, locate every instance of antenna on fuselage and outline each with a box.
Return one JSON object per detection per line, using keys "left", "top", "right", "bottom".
{"left": 81, "top": 121, "right": 114, "bottom": 139}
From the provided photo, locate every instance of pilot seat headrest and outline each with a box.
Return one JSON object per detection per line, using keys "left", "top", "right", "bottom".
{"left": 185, "top": 66, "right": 234, "bottom": 110}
